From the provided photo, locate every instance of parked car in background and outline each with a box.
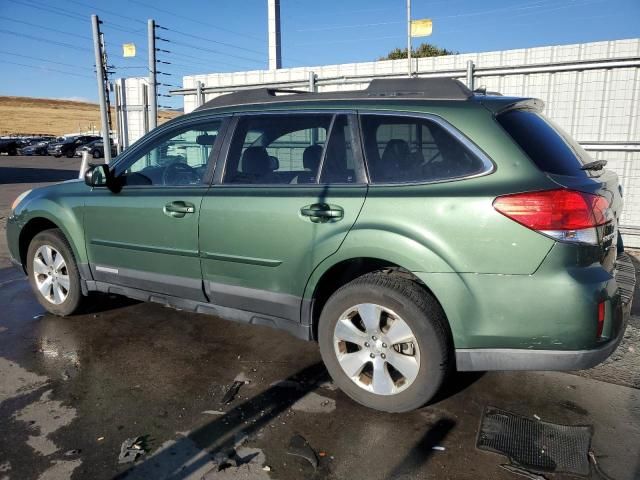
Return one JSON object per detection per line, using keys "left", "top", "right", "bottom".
{"left": 19, "top": 139, "right": 52, "bottom": 156}
{"left": 6, "top": 78, "right": 635, "bottom": 413}
{"left": 48, "top": 135, "right": 100, "bottom": 158}
{"left": 75, "top": 139, "right": 117, "bottom": 159}
{"left": 0, "top": 137, "right": 23, "bottom": 155}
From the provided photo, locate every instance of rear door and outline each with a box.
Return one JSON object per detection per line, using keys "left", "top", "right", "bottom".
{"left": 199, "top": 111, "right": 367, "bottom": 322}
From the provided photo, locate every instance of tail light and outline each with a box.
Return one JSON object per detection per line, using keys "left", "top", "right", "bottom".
{"left": 597, "top": 301, "right": 605, "bottom": 338}
{"left": 493, "top": 189, "right": 610, "bottom": 244}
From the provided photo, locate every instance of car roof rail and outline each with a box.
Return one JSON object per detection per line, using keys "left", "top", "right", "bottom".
{"left": 196, "top": 77, "right": 475, "bottom": 111}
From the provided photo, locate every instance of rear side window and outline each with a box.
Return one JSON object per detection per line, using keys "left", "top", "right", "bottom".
{"left": 360, "top": 114, "right": 487, "bottom": 183}
{"left": 497, "top": 109, "right": 591, "bottom": 177}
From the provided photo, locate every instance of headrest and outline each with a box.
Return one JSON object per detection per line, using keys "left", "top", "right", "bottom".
{"left": 381, "top": 139, "right": 410, "bottom": 164}
{"left": 303, "top": 144, "right": 323, "bottom": 171}
{"left": 241, "top": 147, "right": 272, "bottom": 175}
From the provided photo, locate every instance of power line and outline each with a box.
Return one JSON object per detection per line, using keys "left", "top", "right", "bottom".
{"left": 159, "top": 25, "right": 266, "bottom": 57}
{"left": 0, "top": 28, "right": 93, "bottom": 53}
{"left": 0, "top": 16, "right": 92, "bottom": 41}
{"left": 0, "top": 50, "right": 88, "bottom": 70}
{"left": 65, "top": 0, "right": 147, "bottom": 25}
{"left": 157, "top": 36, "right": 264, "bottom": 65}
{"left": 128, "top": 0, "right": 263, "bottom": 42}
{"left": 1, "top": 59, "right": 94, "bottom": 79}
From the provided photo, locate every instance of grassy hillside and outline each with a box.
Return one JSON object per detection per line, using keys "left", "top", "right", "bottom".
{"left": 0, "top": 96, "right": 180, "bottom": 136}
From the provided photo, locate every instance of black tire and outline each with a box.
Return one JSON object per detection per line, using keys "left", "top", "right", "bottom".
{"left": 26, "top": 229, "right": 83, "bottom": 316}
{"left": 66, "top": 150, "right": 74, "bottom": 158}
{"left": 318, "top": 272, "right": 451, "bottom": 413}
{"left": 92, "top": 149, "right": 101, "bottom": 159}
{"left": 8, "top": 147, "right": 17, "bottom": 156}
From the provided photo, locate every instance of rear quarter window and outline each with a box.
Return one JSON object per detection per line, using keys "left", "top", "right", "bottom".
{"left": 360, "top": 114, "right": 488, "bottom": 184}
{"left": 497, "top": 109, "right": 592, "bottom": 177}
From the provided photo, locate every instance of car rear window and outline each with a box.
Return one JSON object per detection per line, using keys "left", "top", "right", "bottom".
{"left": 360, "top": 114, "right": 488, "bottom": 184}
{"left": 497, "top": 109, "right": 591, "bottom": 177}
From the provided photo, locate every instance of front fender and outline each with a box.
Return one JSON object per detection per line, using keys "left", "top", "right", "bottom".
{"left": 12, "top": 181, "right": 88, "bottom": 267}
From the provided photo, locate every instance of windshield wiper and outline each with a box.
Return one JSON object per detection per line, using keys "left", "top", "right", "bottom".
{"left": 581, "top": 159, "right": 607, "bottom": 171}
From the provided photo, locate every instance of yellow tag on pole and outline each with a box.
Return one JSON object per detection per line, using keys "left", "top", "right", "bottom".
{"left": 122, "top": 43, "right": 136, "bottom": 58}
{"left": 410, "top": 19, "right": 433, "bottom": 37}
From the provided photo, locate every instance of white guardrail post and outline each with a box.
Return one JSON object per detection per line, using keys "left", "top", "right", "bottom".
{"left": 79, "top": 151, "right": 91, "bottom": 179}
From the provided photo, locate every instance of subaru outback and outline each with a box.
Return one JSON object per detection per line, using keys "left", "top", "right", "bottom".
{"left": 6, "top": 78, "right": 635, "bottom": 412}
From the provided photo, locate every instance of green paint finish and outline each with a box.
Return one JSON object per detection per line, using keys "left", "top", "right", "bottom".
{"left": 83, "top": 186, "right": 208, "bottom": 301}
{"left": 199, "top": 185, "right": 366, "bottom": 297}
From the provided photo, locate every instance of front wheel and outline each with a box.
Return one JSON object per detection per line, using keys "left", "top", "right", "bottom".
{"left": 27, "top": 229, "right": 84, "bottom": 316}
{"left": 318, "top": 272, "right": 450, "bottom": 412}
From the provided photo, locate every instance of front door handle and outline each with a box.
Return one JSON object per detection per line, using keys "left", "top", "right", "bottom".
{"left": 164, "top": 201, "right": 195, "bottom": 218}
{"left": 300, "top": 203, "right": 344, "bottom": 222}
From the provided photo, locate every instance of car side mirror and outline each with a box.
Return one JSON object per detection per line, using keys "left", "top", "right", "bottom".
{"left": 84, "top": 164, "right": 110, "bottom": 188}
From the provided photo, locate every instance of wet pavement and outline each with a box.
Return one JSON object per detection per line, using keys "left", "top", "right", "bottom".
{"left": 1, "top": 155, "right": 640, "bottom": 480}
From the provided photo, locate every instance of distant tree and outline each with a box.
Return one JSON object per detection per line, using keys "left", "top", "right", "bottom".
{"left": 380, "top": 43, "right": 456, "bottom": 60}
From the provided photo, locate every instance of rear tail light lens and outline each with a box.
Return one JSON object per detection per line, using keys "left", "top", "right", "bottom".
{"left": 597, "top": 301, "right": 605, "bottom": 338}
{"left": 493, "top": 189, "right": 610, "bottom": 244}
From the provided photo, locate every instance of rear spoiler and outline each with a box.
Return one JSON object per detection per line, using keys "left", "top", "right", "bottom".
{"left": 495, "top": 98, "right": 545, "bottom": 115}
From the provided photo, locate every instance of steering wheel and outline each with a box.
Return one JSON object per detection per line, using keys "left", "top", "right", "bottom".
{"left": 162, "top": 162, "right": 198, "bottom": 185}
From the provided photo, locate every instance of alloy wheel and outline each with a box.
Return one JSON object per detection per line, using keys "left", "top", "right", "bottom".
{"left": 333, "top": 303, "right": 420, "bottom": 395}
{"left": 33, "top": 245, "right": 70, "bottom": 305}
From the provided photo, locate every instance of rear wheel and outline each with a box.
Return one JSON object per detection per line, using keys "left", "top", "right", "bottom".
{"left": 27, "top": 229, "right": 83, "bottom": 316}
{"left": 66, "top": 150, "right": 74, "bottom": 158}
{"left": 318, "top": 272, "right": 450, "bottom": 412}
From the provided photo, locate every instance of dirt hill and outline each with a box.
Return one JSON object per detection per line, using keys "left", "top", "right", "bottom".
{"left": 0, "top": 96, "right": 180, "bottom": 136}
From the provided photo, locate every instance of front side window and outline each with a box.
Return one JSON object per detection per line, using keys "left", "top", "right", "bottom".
{"left": 361, "top": 114, "right": 487, "bottom": 184}
{"left": 118, "top": 120, "right": 222, "bottom": 186}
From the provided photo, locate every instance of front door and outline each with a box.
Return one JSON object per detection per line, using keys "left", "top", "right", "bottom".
{"left": 199, "top": 112, "right": 367, "bottom": 321}
{"left": 84, "top": 117, "right": 226, "bottom": 301}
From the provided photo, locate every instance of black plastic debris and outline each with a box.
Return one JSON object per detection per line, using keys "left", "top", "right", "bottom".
{"left": 477, "top": 406, "right": 592, "bottom": 476}
{"left": 287, "top": 434, "right": 319, "bottom": 469}
{"left": 221, "top": 380, "right": 244, "bottom": 404}
{"left": 118, "top": 436, "right": 147, "bottom": 464}
{"left": 500, "top": 464, "right": 549, "bottom": 480}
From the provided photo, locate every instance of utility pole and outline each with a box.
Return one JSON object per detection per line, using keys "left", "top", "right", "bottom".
{"left": 268, "top": 0, "right": 282, "bottom": 70}
{"left": 91, "top": 14, "right": 112, "bottom": 164}
{"left": 148, "top": 19, "right": 158, "bottom": 130}
{"left": 406, "top": 0, "right": 412, "bottom": 77}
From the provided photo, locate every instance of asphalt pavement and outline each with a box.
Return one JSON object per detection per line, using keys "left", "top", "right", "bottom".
{"left": 1, "top": 155, "right": 639, "bottom": 480}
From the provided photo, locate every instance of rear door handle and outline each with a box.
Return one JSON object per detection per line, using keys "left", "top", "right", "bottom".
{"left": 164, "top": 201, "right": 195, "bottom": 218}
{"left": 300, "top": 203, "right": 344, "bottom": 222}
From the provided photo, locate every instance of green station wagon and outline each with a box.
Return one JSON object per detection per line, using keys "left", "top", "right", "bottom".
{"left": 6, "top": 78, "right": 636, "bottom": 412}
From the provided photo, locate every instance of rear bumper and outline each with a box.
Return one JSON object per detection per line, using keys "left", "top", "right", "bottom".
{"left": 456, "top": 253, "right": 635, "bottom": 371}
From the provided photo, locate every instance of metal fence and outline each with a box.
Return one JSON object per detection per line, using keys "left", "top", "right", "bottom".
{"left": 165, "top": 38, "right": 640, "bottom": 246}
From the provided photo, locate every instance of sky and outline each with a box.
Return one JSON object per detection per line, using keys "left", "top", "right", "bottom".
{"left": 0, "top": 0, "right": 639, "bottom": 108}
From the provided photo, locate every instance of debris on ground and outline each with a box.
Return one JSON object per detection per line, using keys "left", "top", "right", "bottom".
{"left": 202, "top": 410, "right": 226, "bottom": 415}
{"left": 500, "top": 464, "right": 548, "bottom": 479}
{"left": 317, "top": 380, "right": 338, "bottom": 391}
{"left": 270, "top": 379, "right": 304, "bottom": 390}
{"left": 533, "top": 414, "right": 541, "bottom": 421}
{"left": 118, "top": 436, "right": 147, "bottom": 464}
{"left": 287, "top": 434, "right": 319, "bottom": 469}
{"left": 432, "top": 446, "right": 446, "bottom": 451}
{"left": 291, "top": 392, "right": 336, "bottom": 413}
{"left": 97, "top": 437, "right": 104, "bottom": 442}
{"left": 262, "top": 465, "right": 271, "bottom": 472}
{"left": 64, "top": 449, "right": 81, "bottom": 456}
{"left": 221, "top": 373, "right": 250, "bottom": 404}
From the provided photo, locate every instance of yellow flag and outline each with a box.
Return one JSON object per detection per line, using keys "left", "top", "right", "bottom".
{"left": 410, "top": 19, "right": 432, "bottom": 37}
{"left": 122, "top": 43, "right": 136, "bottom": 58}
